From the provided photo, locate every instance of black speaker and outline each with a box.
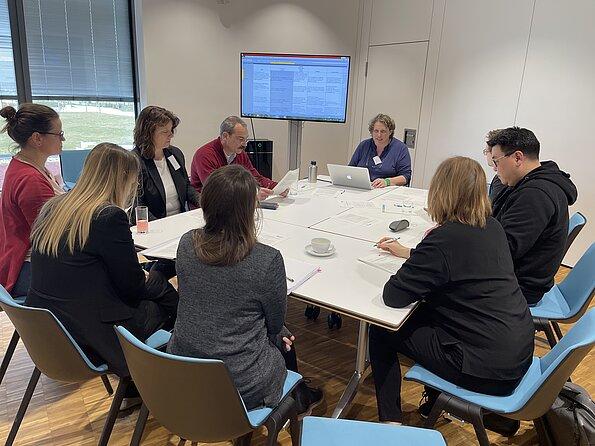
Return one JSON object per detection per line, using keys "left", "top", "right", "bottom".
{"left": 246, "top": 139, "right": 273, "bottom": 179}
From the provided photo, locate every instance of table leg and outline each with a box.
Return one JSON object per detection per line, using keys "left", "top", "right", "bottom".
{"left": 332, "top": 320, "right": 370, "bottom": 418}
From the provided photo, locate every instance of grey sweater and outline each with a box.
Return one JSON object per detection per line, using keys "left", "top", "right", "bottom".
{"left": 167, "top": 231, "right": 288, "bottom": 409}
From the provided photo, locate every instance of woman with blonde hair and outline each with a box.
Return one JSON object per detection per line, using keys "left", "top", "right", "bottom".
{"left": 26, "top": 143, "right": 178, "bottom": 382}
{"left": 369, "top": 156, "right": 534, "bottom": 424}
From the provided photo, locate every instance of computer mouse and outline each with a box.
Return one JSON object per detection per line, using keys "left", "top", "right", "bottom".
{"left": 389, "top": 219, "right": 410, "bottom": 232}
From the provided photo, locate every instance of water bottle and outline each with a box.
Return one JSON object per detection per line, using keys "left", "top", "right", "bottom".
{"left": 308, "top": 160, "right": 318, "bottom": 183}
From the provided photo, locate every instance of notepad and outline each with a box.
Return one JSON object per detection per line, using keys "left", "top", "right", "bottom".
{"left": 272, "top": 168, "right": 299, "bottom": 195}
{"left": 140, "top": 237, "right": 181, "bottom": 260}
{"left": 284, "top": 257, "right": 320, "bottom": 295}
{"left": 357, "top": 252, "right": 405, "bottom": 274}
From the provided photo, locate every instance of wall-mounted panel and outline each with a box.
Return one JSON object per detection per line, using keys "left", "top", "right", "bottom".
{"left": 515, "top": 0, "right": 595, "bottom": 265}
{"left": 369, "top": 0, "right": 433, "bottom": 45}
{"left": 421, "top": 0, "right": 534, "bottom": 185}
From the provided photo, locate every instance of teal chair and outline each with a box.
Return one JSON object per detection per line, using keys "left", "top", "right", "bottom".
{"left": 300, "top": 416, "right": 446, "bottom": 445}
{"left": 115, "top": 325, "right": 303, "bottom": 445}
{"left": 564, "top": 212, "right": 586, "bottom": 257}
{"left": 405, "top": 309, "right": 595, "bottom": 446}
{"left": 0, "top": 287, "right": 169, "bottom": 446}
{"left": 532, "top": 243, "right": 594, "bottom": 347}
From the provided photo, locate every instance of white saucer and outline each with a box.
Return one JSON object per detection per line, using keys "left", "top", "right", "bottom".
{"left": 305, "top": 244, "right": 336, "bottom": 257}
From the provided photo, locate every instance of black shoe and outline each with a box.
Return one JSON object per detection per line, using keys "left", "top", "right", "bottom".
{"left": 418, "top": 390, "right": 436, "bottom": 419}
{"left": 294, "top": 381, "right": 324, "bottom": 419}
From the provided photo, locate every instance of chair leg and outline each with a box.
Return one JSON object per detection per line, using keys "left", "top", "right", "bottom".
{"left": 101, "top": 375, "right": 114, "bottom": 395}
{"left": 424, "top": 392, "right": 450, "bottom": 428}
{"left": 232, "top": 432, "right": 253, "bottom": 446}
{"left": 5, "top": 367, "right": 41, "bottom": 446}
{"left": 98, "top": 376, "right": 130, "bottom": 446}
{"left": 0, "top": 330, "right": 20, "bottom": 386}
{"left": 129, "top": 403, "right": 149, "bottom": 446}
{"left": 288, "top": 411, "right": 301, "bottom": 446}
{"left": 551, "top": 321, "right": 564, "bottom": 341}
{"left": 469, "top": 407, "right": 491, "bottom": 446}
{"left": 542, "top": 323, "right": 558, "bottom": 348}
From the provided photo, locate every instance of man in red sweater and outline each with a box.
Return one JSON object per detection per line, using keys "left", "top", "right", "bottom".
{"left": 191, "top": 116, "right": 287, "bottom": 200}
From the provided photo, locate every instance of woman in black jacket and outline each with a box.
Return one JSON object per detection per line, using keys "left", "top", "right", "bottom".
{"left": 27, "top": 143, "right": 178, "bottom": 380}
{"left": 132, "top": 106, "right": 199, "bottom": 278}
{"left": 371, "top": 156, "right": 534, "bottom": 423}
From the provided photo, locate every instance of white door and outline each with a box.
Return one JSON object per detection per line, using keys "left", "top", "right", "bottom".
{"left": 360, "top": 42, "right": 428, "bottom": 174}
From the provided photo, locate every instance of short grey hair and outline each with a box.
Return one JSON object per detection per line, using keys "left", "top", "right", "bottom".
{"left": 220, "top": 116, "right": 247, "bottom": 136}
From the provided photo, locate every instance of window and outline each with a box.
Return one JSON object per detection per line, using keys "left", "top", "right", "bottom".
{"left": 0, "top": 0, "right": 17, "bottom": 157}
{"left": 0, "top": 0, "right": 137, "bottom": 187}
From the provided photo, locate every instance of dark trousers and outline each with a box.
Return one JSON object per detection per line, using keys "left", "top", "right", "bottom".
{"left": 11, "top": 261, "right": 31, "bottom": 301}
{"left": 149, "top": 259, "right": 177, "bottom": 280}
{"left": 369, "top": 312, "right": 520, "bottom": 422}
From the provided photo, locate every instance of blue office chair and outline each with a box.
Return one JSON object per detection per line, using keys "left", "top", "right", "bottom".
{"left": 300, "top": 416, "right": 446, "bottom": 446}
{"left": 115, "top": 325, "right": 303, "bottom": 446}
{"left": 0, "top": 288, "right": 169, "bottom": 446}
{"left": 564, "top": 211, "right": 587, "bottom": 257}
{"left": 404, "top": 308, "right": 595, "bottom": 446}
{"left": 532, "top": 243, "right": 594, "bottom": 347}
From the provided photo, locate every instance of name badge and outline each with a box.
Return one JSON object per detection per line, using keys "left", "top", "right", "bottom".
{"left": 373, "top": 156, "right": 382, "bottom": 165}
{"left": 167, "top": 155, "right": 181, "bottom": 170}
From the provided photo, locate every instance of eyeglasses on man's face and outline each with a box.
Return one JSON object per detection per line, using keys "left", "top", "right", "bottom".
{"left": 491, "top": 152, "right": 512, "bottom": 167}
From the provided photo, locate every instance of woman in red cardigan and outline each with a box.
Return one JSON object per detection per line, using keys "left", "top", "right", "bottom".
{"left": 0, "top": 104, "right": 64, "bottom": 298}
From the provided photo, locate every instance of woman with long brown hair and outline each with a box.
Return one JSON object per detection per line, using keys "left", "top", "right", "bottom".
{"left": 27, "top": 143, "right": 178, "bottom": 383}
{"left": 369, "top": 156, "right": 534, "bottom": 424}
{"left": 0, "top": 103, "right": 64, "bottom": 299}
{"left": 168, "top": 164, "right": 322, "bottom": 413}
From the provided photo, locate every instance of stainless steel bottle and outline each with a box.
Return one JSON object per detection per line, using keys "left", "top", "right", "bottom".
{"left": 308, "top": 160, "right": 318, "bottom": 183}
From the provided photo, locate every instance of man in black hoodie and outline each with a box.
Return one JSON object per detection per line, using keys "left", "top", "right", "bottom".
{"left": 487, "top": 127, "right": 578, "bottom": 305}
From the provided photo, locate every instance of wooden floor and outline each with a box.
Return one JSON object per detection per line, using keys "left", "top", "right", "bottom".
{"left": 1, "top": 267, "right": 593, "bottom": 445}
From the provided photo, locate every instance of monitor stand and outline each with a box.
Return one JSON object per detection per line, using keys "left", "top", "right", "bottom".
{"left": 288, "top": 120, "right": 303, "bottom": 173}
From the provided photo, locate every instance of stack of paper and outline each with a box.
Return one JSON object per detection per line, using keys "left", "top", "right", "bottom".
{"left": 358, "top": 252, "right": 405, "bottom": 274}
{"left": 140, "top": 237, "right": 181, "bottom": 260}
{"left": 284, "top": 257, "right": 320, "bottom": 295}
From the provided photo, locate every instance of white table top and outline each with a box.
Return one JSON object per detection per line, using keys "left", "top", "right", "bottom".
{"left": 131, "top": 180, "right": 430, "bottom": 330}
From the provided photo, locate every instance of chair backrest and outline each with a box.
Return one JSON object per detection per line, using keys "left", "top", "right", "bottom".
{"left": 558, "top": 243, "right": 595, "bottom": 322}
{"left": 564, "top": 212, "right": 587, "bottom": 256}
{"left": 512, "top": 308, "right": 595, "bottom": 420}
{"left": 0, "top": 286, "right": 106, "bottom": 382}
{"left": 115, "top": 326, "right": 254, "bottom": 443}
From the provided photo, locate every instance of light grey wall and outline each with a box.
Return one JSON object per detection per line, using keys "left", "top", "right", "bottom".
{"left": 138, "top": 0, "right": 361, "bottom": 179}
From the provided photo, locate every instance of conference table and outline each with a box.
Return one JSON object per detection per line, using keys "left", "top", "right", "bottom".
{"left": 132, "top": 177, "right": 433, "bottom": 418}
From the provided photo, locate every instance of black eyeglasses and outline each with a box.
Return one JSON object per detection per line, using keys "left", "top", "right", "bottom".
{"left": 491, "top": 152, "right": 512, "bottom": 167}
{"left": 40, "top": 131, "right": 65, "bottom": 139}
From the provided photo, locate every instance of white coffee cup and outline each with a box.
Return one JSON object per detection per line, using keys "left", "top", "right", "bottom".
{"left": 311, "top": 237, "right": 331, "bottom": 254}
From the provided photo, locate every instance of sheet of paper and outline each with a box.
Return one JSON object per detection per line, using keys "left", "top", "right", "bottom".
{"left": 338, "top": 200, "right": 379, "bottom": 209}
{"left": 257, "top": 232, "right": 289, "bottom": 247}
{"left": 272, "top": 168, "right": 299, "bottom": 195}
{"left": 313, "top": 187, "right": 345, "bottom": 198}
{"left": 284, "top": 257, "right": 320, "bottom": 295}
{"left": 140, "top": 237, "right": 181, "bottom": 260}
{"left": 358, "top": 252, "right": 405, "bottom": 274}
{"left": 333, "top": 212, "right": 381, "bottom": 227}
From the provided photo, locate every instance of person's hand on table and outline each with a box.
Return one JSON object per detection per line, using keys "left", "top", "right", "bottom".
{"left": 258, "top": 187, "right": 274, "bottom": 201}
{"left": 376, "top": 237, "right": 411, "bottom": 259}
{"left": 371, "top": 178, "right": 390, "bottom": 188}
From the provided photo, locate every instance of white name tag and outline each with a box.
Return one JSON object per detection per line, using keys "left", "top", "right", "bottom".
{"left": 167, "top": 155, "right": 181, "bottom": 170}
{"left": 373, "top": 156, "right": 382, "bottom": 165}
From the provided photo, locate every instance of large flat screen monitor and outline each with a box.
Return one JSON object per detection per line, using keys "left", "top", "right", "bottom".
{"left": 241, "top": 53, "right": 350, "bottom": 123}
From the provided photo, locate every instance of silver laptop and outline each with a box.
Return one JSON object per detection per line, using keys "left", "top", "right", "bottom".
{"left": 327, "top": 164, "right": 372, "bottom": 190}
